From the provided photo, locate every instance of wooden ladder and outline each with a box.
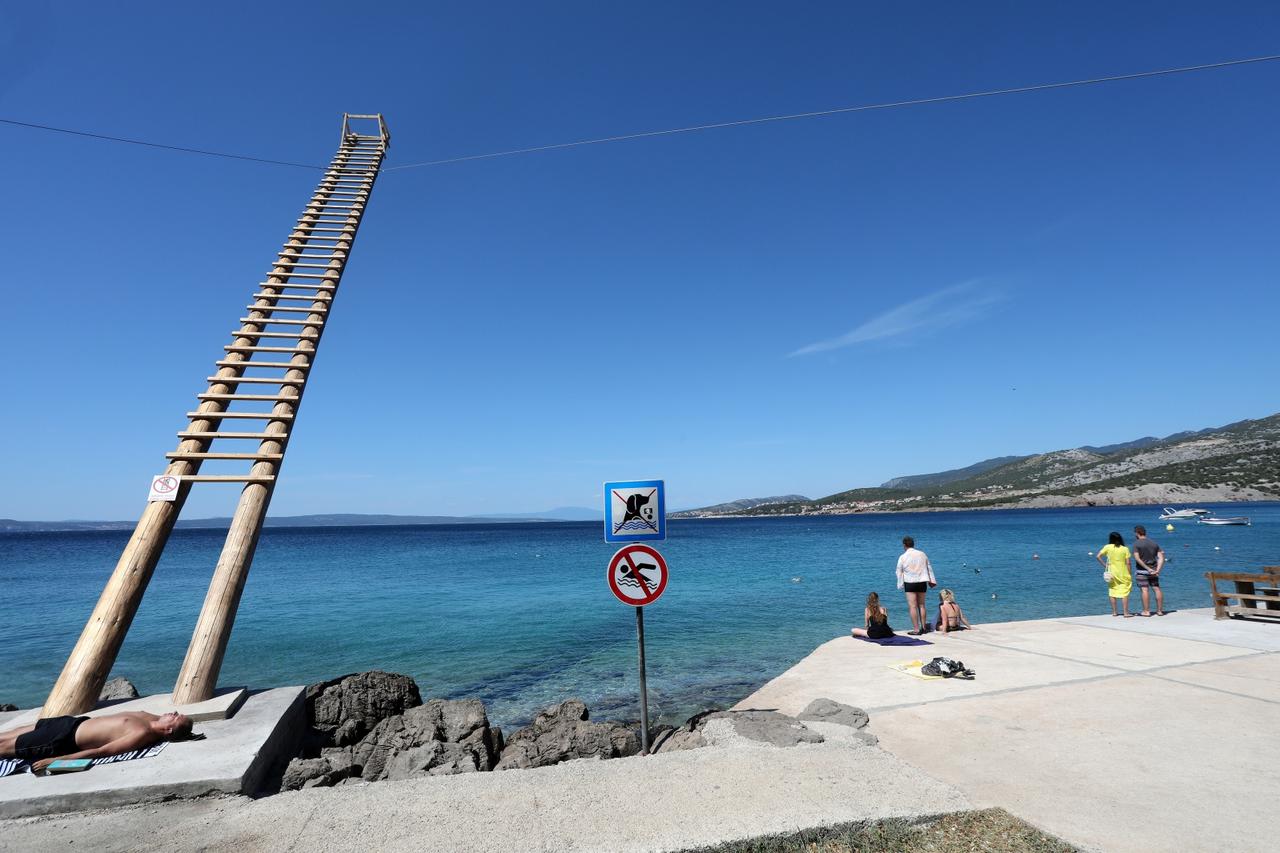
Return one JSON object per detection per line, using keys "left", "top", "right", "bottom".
{"left": 42, "top": 114, "right": 391, "bottom": 716}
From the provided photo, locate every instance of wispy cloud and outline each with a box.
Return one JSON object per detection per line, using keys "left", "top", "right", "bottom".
{"left": 789, "top": 280, "right": 1003, "bottom": 357}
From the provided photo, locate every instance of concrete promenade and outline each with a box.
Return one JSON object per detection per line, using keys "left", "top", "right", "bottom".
{"left": 737, "top": 608, "right": 1280, "bottom": 853}
{"left": 0, "top": 724, "right": 969, "bottom": 852}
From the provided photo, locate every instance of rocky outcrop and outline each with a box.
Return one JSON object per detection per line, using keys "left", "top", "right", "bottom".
{"left": 99, "top": 677, "right": 139, "bottom": 701}
{"left": 797, "top": 698, "right": 869, "bottom": 730}
{"left": 305, "top": 671, "right": 422, "bottom": 748}
{"left": 0, "top": 703, "right": 17, "bottom": 712}
{"left": 653, "top": 707, "right": 835, "bottom": 752}
{"left": 494, "top": 699, "right": 639, "bottom": 770}
{"left": 351, "top": 699, "right": 502, "bottom": 781}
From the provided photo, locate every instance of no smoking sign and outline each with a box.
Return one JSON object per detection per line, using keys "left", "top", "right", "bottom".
{"left": 607, "top": 544, "right": 668, "bottom": 606}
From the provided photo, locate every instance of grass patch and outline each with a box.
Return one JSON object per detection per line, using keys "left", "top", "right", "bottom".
{"left": 679, "top": 808, "right": 1077, "bottom": 853}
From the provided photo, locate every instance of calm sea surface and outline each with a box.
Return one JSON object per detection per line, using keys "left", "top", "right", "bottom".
{"left": 3, "top": 503, "right": 1276, "bottom": 728}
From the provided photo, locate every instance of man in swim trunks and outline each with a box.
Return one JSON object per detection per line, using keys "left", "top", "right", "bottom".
{"left": 896, "top": 535, "right": 937, "bottom": 635}
{"left": 0, "top": 710, "right": 193, "bottom": 773}
{"left": 1132, "top": 524, "right": 1166, "bottom": 616}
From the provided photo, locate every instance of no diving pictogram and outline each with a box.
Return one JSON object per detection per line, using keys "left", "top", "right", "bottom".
{"left": 148, "top": 474, "right": 181, "bottom": 502}
{"left": 608, "top": 544, "right": 668, "bottom": 606}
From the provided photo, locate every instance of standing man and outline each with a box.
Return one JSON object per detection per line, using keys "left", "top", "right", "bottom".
{"left": 896, "top": 535, "right": 937, "bottom": 635}
{"left": 1132, "top": 525, "right": 1166, "bottom": 616}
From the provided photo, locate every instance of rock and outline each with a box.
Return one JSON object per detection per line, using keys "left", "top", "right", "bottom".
{"left": 700, "top": 711, "right": 823, "bottom": 747}
{"left": 0, "top": 703, "right": 17, "bottom": 712}
{"left": 651, "top": 727, "right": 706, "bottom": 753}
{"left": 797, "top": 698, "right": 869, "bottom": 730}
{"left": 651, "top": 708, "right": 723, "bottom": 753}
{"left": 282, "top": 753, "right": 357, "bottom": 790}
{"left": 494, "top": 699, "right": 640, "bottom": 770}
{"left": 99, "top": 677, "right": 139, "bottom": 701}
{"left": 352, "top": 698, "right": 499, "bottom": 781}
{"left": 305, "top": 671, "right": 422, "bottom": 747}
{"left": 282, "top": 758, "right": 332, "bottom": 791}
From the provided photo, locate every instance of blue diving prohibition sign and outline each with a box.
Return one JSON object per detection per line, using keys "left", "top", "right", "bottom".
{"left": 603, "top": 479, "right": 666, "bottom": 543}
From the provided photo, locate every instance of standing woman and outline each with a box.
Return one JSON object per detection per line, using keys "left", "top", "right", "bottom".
{"left": 1096, "top": 531, "right": 1134, "bottom": 617}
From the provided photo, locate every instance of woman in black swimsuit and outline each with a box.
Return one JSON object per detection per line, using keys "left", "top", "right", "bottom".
{"left": 852, "top": 591, "right": 895, "bottom": 639}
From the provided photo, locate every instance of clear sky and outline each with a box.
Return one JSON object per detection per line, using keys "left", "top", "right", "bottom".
{"left": 2, "top": 2, "right": 1278, "bottom": 520}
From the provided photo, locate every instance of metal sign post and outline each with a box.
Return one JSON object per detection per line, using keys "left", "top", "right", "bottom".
{"left": 606, "top": 541, "right": 669, "bottom": 756}
{"left": 635, "top": 606, "right": 650, "bottom": 754}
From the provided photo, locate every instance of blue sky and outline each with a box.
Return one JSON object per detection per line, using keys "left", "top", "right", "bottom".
{"left": 2, "top": 2, "right": 1278, "bottom": 519}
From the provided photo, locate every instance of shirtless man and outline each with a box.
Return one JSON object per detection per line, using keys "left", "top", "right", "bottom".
{"left": 0, "top": 711, "right": 193, "bottom": 773}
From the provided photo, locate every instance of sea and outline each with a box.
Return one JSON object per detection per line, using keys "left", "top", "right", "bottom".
{"left": 3, "top": 502, "right": 1275, "bottom": 729}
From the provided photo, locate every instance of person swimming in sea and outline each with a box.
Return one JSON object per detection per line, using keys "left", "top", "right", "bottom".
{"left": 851, "top": 591, "right": 895, "bottom": 640}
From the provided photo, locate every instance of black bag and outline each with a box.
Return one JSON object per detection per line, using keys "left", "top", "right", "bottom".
{"left": 921, "top": 656, "right": 976, "bottom": 679}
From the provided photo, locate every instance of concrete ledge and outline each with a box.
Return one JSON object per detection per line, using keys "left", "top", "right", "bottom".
{"left": 0, "top": 686, "right": 303, "bottom": 819}
{"left": 0, "top": 687, "right": 249, "bottom": 730}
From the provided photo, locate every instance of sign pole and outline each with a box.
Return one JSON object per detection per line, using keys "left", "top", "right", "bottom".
{"left": 635, "top": 605, "right": 651, "bottom": 755}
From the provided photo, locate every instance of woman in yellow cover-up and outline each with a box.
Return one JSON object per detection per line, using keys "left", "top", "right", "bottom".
{"left": 1095, "top": 531, "right": 1133, "bottom": 617}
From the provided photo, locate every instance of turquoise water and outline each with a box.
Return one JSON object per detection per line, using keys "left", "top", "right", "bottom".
{"left": 2, "top": 503, "right": 1275, "bottom": 728}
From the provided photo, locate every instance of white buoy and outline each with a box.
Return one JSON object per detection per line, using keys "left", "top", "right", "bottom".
{"left": 1214, "top": 546, "right": 1221, "bottom": 551}
{"left": 1088, "top": 551, "right": 1094, "bottom": 557}
{"left": 1166, "top": 523, "right": 1175, "bottom": 532}
{"left": 991, "top": 593, "right": 998, "bottom": 599}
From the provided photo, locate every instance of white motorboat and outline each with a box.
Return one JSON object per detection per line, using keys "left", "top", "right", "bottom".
{"left": 1197, "top": 516, "right": 1251, "bottom": 526}
{"left": 1159, "top": 507, "right": 1209, "bottom": 520}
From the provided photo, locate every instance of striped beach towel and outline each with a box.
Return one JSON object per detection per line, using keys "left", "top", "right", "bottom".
{"left": 0, "top": 742, "right": 167, "bottom": 777}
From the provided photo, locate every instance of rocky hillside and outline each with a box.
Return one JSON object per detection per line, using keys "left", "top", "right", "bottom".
{"left": 674, "top": 414, "right": 1280, "bottom": 517}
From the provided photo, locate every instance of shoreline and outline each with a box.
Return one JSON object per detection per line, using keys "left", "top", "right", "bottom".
{"left": 673, "top": 492, "right": 1277, "bottom": 520}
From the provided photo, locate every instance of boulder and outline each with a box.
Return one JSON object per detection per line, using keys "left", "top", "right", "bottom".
{"left": 700, "top": 710, "right": 823, "bottom": 747}
{"left": 352, "top": 698, "right": 500, "bottom": 781}
{"left": 0, "top": 703, "right": 17, "bottom": 712}
{"left": 281, "top": 752, "right": 358, "bottom": 790}
{"left": 494, "top": 699, "right": 640, "bottom": 770}
{"left": 99, "top": 677, "right": 139, "bottom": 701}
{"left": 305, "top": 671, "right": 422, "bottom": 747}
{"left": 651, "top": 708, "right": 723, "bottom": 754}
{"left": 797, "top": 698, "right": 869, "bottom": 730}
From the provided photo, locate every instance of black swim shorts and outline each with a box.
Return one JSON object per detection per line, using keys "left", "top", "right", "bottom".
{"left": 14, "top": 716, "right": 88, "bottom": 761}
{"left": 1136, "top": 573, "right": 1160, "bottom": 588}
{"left": 903, "top": 581, "right": 928, "bottom": 593}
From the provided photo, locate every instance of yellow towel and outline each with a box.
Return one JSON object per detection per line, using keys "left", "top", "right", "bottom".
{"left": 888, "top": 659, "right": 944, "bottom": 680}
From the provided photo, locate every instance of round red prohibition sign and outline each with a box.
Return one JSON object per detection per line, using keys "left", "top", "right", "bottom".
{"left": 607, "top": 544, "right": 669, "bottom": 606}
{"left": 153, "top": 476, "right": 179, "bottom": 494}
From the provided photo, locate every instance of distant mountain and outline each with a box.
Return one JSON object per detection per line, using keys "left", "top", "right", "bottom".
{"left": 677, "top": 413, "right": 1280, "bottom": 518}
{"left": 670, "top": 495, "right": 809, "bottom": 518}
{"left": 880, "top": 456, "right": 1026, "bottom": 489}
{"left": 472, "top": 507, "right": 601, "bottom": 521}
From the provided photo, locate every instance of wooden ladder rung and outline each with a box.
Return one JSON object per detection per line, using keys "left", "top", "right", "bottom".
{"left": 230, "top": 331, "right": 317, "bottom": 339}
{"left": 251, "top": 292, "right": 331, "bottom": 302}
{"left": 241, "top": 300, "right": 327, "bottom": 311}
{"left": 166, "top": 452, "right": 284, "bottom": 461}
{"left": 181, "top": 475, "right": 277, "bottom": 484}
{"left": 187, "top": 411, "right": 294, "bottom": 420}
{"left": 268, "top": 262, "right": 341, "bottom": 269}
{"left": 238, "top": 317, "right": 324, "bottom": 326}
{"left": 224, "top": 345, "right": 311, "bottom": 354}
{"left": 178, "top": 431, "right": 289, "bottom": 440}
{"left": 206, "top": 375, "right": 304, "bottom": 385}
{"left": 215, "top": 360, "right": 310, "bottom": 370}
{"left": 267, "top": 272, "right": 338, "bottom": 280}
{"left": 258, "top": 281, "right": 336, "bottom": 291}
{"left": 198, "top": 392, "right": 298, "bottom": 402}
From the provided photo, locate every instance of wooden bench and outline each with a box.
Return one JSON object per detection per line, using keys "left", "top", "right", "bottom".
{"left": 1205, "top": 567, "right": 1280, "bottom": 621}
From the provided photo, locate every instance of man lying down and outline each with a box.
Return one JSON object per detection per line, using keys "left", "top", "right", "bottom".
{"left": 1, "top": 711, "right": 195, "bottom": 773}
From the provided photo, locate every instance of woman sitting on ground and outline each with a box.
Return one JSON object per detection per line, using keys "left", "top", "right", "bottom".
{"left": 937, "top": 589, "right": 973, "bottom": 633}
{"left": 852, "top": 591, "right": 895, "bottom": 639}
